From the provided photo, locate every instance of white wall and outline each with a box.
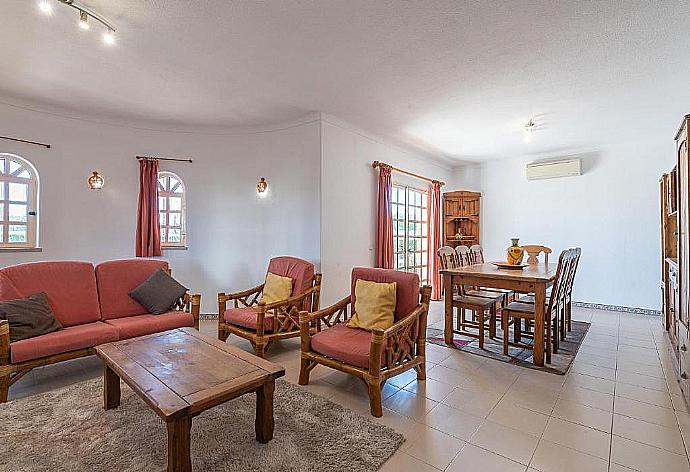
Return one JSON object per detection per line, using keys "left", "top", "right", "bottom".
{"left": 319, "top": 115, "right": 453, "bottom": 304}
{"left": 0, "top": 104, "right": 321, "bottom": 313}
{"left": 475, "top": 140, "right": 673, "bottom": 310}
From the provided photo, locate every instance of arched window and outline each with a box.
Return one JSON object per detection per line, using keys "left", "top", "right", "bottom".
{"left": 0, "top": 153, "right": 39, "bottom": 248}
{"left": 157, "top": 171, "right": 186, "bottom": 247}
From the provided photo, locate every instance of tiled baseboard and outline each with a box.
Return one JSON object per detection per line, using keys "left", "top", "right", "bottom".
{"left": 200, "top": 313, "right": 219, "bottom": 320}
{"left": 573, "top": 301, "right": 661, "bottom": 316}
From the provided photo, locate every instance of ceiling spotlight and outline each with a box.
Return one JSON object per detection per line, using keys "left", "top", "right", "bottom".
{"left": 524, "top": 117, "right": 537, "bottom": 133}
{"left": 79, "top": 11, "right": 90, "bottom": 30}
{"left": 39, "top": 0, "right": 52, "bottom": 15}
{"left": 103, "top": 28, "right": 115, "bottom": 45}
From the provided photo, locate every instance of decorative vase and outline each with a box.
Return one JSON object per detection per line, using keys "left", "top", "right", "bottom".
{"left": 506, "top": 238, "right": 525, "bottom": 265}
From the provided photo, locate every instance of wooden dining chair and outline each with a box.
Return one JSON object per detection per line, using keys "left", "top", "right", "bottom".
{"left": 455, "top": 245, "right": 472, "bottom": 265}
{"left": 522, "top": 245, "right": 552, "bottom": 265}
{"left": 501, "top": 249, "right": 574, "bottom": 363}
{"left": 438, "top": 247, "right": 497, "bottom": 348}
{"left": 562, "top": 247, "right": 581, "bottom": 335}
{"left": 469, "top": 244, "right": 514, "bottom": 302}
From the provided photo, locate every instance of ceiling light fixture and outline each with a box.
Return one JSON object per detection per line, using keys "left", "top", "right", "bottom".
{"left": 87, "top": 171, "right": 105, "bottom": 190}
{"left": 524, "top": 117, "right": 537, "bottom": 143}
{"left": 78, "top": 10, "right": 89, "bottom": 29}
{"left": 39, "top": 0, "right": 117, "bottom": 45}
{"left": 103, "top": 28, "right": 116, "bottom": 45}
{"left": 38, "top": 0, "right": 53, "bottom": 15}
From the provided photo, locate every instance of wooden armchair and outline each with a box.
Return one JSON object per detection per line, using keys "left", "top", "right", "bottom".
{"left": 218, "top": 256, "right": 322, "bottom": 358}
{"left": 298, "top": 268, "right": 431, "bottom": 417}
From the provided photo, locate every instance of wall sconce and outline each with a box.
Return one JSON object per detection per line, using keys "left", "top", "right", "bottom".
{"left": 256, "top": 177, "right": 268, "bottom": 195}
{"left": 87, "top": 171, "right": 105, "bottom": 190}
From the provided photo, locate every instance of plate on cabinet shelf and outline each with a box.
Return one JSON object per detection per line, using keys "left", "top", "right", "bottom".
{"left": 492, "top": 262, "right": 529, "bottom": 270}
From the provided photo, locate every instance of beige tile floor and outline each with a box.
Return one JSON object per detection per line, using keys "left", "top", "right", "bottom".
{"left": 9, "top": 303, "right": 690, "bottom": 472}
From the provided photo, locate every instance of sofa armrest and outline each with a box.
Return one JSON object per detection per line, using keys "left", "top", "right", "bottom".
{"left": 218, "top": 284, "right": 264, "bottom": 310}
{"left": 182, "top": 293, "right": 202, "bottom": 330}
{"left": 0, "top": 320, "right": 9, "bottom": 366}
{"left": 298, "top": 296, "right": 351, "bottom": 353}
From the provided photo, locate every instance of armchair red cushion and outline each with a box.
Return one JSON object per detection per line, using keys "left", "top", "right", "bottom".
{"left": 310, "top": 322, "right": 384, "bottom": 369}
{"left": 267, "top": 256, "right": 314, "bottom": 297}
{"left": 351, "top": 268, "right": 420, "bottom": 321}
{"left": 95, "top": 259, "right": 170, "bottom": 320}
{"left": 224, "top": 307, "right": 274, "bottom": 332}
{"left": 0, "top": 261, "right": 101, "bottom": 327}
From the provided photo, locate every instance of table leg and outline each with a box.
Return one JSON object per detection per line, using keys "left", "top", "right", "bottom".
{"left": 103, "top": 364, "right": 120, "bottom": 410}
{"left": 255, "top": 380, "right": 275, "bottom": 443}
{"left": 478, "top": 309, "right": 484, "bottom": 349}
{"left": 167, "top": 416, "right": 192, "bottom": 472}
{"left": 533, "top": 284, "right": 546, "bottom": 367}
{"left": 444, "top": 274, "right": 453, "bottom": 344}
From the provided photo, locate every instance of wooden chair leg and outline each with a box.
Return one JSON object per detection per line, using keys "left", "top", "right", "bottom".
{"left": 0, "top": 374, "right": 9, "bottom": 403}
{"left": 502, "top": 312, "right": 509, "bottom": 355}
{"left": 367, "top": 379, "right": 383, "bottom": 417}
{"left": 218, "top": 327, "right": 229, "bottom": 342}
{"left": 514, "top": 319, "right": 522, "bottom": 343}
{"left": 489, "top": 306, "right": 497, "bottom": 339}
{"left": 567, "top": 301, "right": 573, "bottom": 332}
{"left": 298, "top": 358, "right": 312, "bottom": 385}
{"left": 553, "top": 315, "right": 559, "bottom": 354}
{"left": 414, "top": 361, "right": 426, "bottom": 381}
{"left": 254, "top": 342, "right": 267, "bottom": 358}
{"left": 545, "top": 318, "right": 552, "bottom": 364}
{"left": 478, "top": 310, "right": 485, "bottom": 349}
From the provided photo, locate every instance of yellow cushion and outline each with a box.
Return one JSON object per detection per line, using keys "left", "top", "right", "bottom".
{"left": 347, "top": 279, "right": 397, "bottom": 331}
{"left": 260, "top": 272, "right": 293, "bottom": 304}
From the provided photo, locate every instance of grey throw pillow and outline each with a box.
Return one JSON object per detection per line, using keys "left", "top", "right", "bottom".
{"left": 128, "top": 268, "right": 188, "bottom": 315}
{"left": 0, "top": 292, "right": 62, "bottom": 342}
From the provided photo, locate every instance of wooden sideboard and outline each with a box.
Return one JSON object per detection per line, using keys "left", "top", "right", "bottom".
{"left": 443, "top": 190, "right": 481, "bottom": 248}
{"left": 662, "top": 114, "right": 690, "bottom": 404}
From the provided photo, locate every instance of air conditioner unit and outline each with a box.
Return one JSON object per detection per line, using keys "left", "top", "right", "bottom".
{"left": 526, "top": 158, "right": 582, "bottom": 181}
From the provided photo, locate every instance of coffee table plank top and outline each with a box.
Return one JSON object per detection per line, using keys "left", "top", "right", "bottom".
{"left": 95, "top": 328, "right": 285, "bottom": 421}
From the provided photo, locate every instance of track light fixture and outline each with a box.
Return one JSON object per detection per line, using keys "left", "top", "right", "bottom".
{"left": 78, "top": 10, "right": 89, "bottom": 29}
{"left": 38, "top": 0, "right": 117, "bottom": 45}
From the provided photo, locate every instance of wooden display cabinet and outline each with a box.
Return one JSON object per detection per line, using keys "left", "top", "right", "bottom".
{"left": 443, "top": 190, "right": 481, "bottom": 248}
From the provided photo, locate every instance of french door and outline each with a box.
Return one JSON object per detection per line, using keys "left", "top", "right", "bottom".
{"left": 392, "top": 184, "right": 429, "bottom": 284}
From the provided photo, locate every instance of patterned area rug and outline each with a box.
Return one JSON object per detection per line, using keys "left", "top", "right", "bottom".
{"left": 0, "top": 378, "right": 403, "bottom": 471}
{"left": 427, "top": 320, "right": 591, "bottom": 375}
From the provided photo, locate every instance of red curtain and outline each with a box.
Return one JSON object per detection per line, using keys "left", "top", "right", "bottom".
{"left": 428, "top": 181, "right": 442, "bottom": 299}
{"left": 135, "top": 158, "right": 161, "bottom": 257}
{"left": 375, "top": 164, "right": 394, "bottom": 269}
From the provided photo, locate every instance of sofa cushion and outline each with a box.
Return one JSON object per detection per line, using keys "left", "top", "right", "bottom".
{"left": 310, "top": 322, "right": 383, "bottom": 369}
{"left": 224, "top": 307, "right": 273, "bottom": 332}
{"left": 260, "top": 272, "right": 293, "bottom": 305}
{"left": 95, "top": 259, "right": 170, "bottom": 320}
{"left": 347, "top": 279, "right": 397, "bottom": 331}
{"left": 351, "top": 268, "right": 419, "bottom": 322}
{"left": 10, "top": 321, "right": 118, "bottom": 363}
{"left": 104, "top": 311, "right": 194, "bottom": 340}
{"left": 0, "top": 261, "right": 101, "bottom": 327}
{"left": 128, "top": 269, "right": 187, "bottom": 315}
{"left": 0, "top": 292, "right": 62, "bottom": 342}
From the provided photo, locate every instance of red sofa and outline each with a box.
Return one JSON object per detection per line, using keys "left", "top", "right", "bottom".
{"left": 0, "top": 259, "right": 201, "bottom": 402}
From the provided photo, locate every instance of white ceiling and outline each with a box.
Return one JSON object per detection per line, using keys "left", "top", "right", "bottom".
{"left": 2, "top": 0, "right": 690, "bottom": 163}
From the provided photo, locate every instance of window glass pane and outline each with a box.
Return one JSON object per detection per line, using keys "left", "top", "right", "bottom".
{"left": 169, "top": 212, "right": 181, "bottom": 227}
{"left": 169, "top": 197, "right": 182, "bottom": 211}
{"left": 0, "top": 204, "right": 3, "bottom": 221}
{"left": 0, "top": 159, "right": 4, "bottom": 174}
{"left": 168, "top": 177, "right": 179, "bottom": 190}
{"left": 422, "top": 193, "right": 428, "bottom": 206}
{"left": 0, "top": 225, "right": 3, "bottom": 242}
{"left": 9, "top": 183, "right": 27, "bottom": 202}
{"left": 0, "top": 184, "right": 4, "bottom": 200}
{"left": 160, "top": 213, "right": 167, "bottom": 226}
{"left": 168, "top": 228, "right": 181, "bottom": 243}
{"left": 397, "top": 254, "right": 405, "bottom": 270}
{"left": 160, "top": 228, "right": 167, "bottom": 243}
{"left": 159, "top": 197, "right": 166, "bottom": 210}
{"left": 8, "top": 225, "right": 26, "bottom": 243}
{"left": 8, "top": 160, "right": 21, "bottom": 175}
{"left": 9, "top": 204, "right": 26, "bottom": 222}
{"left": 17, "top": 170, "right": 30, "bottom": 179}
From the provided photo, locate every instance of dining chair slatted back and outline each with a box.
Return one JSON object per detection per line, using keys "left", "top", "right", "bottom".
{"left": 562, "top": 247, "right": 581, "bottom": 334}
{"left": 522, "top": 245, "right": 552, "bottom": 265}
{"left": 455, "top": 245, "right": 472, "bottom": 266}
{"left": 438, "top": 246, "right": 460, "bottom": 270}
{"left": 469, "top": 245, "right": 485, "bottom": 264}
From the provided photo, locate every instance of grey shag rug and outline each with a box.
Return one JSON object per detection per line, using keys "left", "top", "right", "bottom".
{"left": 0, "top": 378, "right": 404, "bottom": 471}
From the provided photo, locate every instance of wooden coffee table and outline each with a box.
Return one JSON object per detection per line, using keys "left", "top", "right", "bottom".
{"left": 95, "top": 327, "right": 285, "bottom": 472}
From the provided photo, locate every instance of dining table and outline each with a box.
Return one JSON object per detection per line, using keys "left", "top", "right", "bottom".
{"left": 441, "top": 262, "right": 558, "bottom": 367}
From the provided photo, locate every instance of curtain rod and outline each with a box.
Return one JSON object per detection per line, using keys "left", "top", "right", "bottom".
{"left": 0, "top": 135, "right": 51, "bottom": 149}
{"left": 371, "top": 160, "right": 445, "bottom": 186}
{"left": 136, "top": 155, "right": 193, "bottom": 163}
